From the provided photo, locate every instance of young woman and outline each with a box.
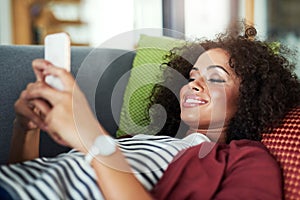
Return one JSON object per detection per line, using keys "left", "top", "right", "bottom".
{"left": 2, "top": 25, "right": 300, "bottom": 199}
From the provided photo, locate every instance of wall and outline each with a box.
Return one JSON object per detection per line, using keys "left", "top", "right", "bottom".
{"left": 0, "top": 0, "right": 12, "bottom": 44}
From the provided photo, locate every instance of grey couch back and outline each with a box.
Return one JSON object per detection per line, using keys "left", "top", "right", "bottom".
{"left": 0, "top": 45, "right": 135, "bottom": 164}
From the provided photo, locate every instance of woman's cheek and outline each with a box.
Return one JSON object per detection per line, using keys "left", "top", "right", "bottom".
{"left": 179, "top": 85, "right": 189, "bottom": 101}
{"left": 210, "top": 86, "right": 239, "bottom": 122}
{"left": 209, "top": 86, "right": 227, "bottom": 105}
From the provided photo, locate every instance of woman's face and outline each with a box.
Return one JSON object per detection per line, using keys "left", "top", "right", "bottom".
{"left": 180, "top": 48, "right": 240, "bottom": 132}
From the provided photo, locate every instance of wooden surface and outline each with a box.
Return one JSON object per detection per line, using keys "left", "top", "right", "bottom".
{"left": 12, "top": 0, "right": 33, "bottom": 44}
{"left": 245, "top": 0, "right": 254, "bottom": 25}
{"left": 11, "top": 0, "right": 87, "bottom": 45}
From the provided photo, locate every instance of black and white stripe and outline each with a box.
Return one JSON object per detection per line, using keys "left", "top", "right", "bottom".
{"left": 0, "top": 133, "right": 210, "bottom": 199}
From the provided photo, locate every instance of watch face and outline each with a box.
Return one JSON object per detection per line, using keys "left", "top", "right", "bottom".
{"left": 94, "top": 135, "right": 117, "bottom": 156}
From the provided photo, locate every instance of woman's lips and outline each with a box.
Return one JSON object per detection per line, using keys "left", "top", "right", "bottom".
{"left": 182, "top": 95, "right": 208, "bottom": 108}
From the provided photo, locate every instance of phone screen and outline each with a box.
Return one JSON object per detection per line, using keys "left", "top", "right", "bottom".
{"left": 44, "top": 32, "right": 71, "bottom": 71}
{"left": 44, "top": 32, "right": 71, "bottom": 90}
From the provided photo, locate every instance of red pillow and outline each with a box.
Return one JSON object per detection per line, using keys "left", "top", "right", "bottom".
{"left": 262, "top": 107, "right": 300, "bottom": 200}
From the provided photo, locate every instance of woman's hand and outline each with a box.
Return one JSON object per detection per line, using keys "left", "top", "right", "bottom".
{"left": 13, "top": 59, "right": 53, "bottom": 132}
{"left": 25, "top": 59, "right": 101, "bottom": 152}
{"left": 9, "top": 92, "right": 47, "bottom": 163}
{"left": 9, "top": 59, "right": 54, "bottom": 163}
{"left": 32, "top": 59, "right": 53, "bottom": 81}
{"left": 14, "top": 84, "right": 49, "bottom": 132}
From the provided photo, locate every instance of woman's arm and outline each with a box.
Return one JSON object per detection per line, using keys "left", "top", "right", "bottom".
{"left": 8, "top": 120, "right": 40, "bottom": 164}
{"left": 9, "top": 60, "right": 53, "bottom": 164}
{"left": 8, "top": 93, "right": 47, "bottom": 163}
{"left": 91, "top": 148, "right": 152, "bottom": 200}
{"left": 25, "top": 60, "right": 153, "bottom": 199}
{"left": 8, "top": 97, "right": 51, "bottom": 164}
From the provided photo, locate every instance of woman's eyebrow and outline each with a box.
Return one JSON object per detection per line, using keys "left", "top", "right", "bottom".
{"left": 207, "top": 65, "right": 230, "bottom": 75}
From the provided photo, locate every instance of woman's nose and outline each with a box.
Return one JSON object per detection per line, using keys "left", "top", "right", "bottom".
{"left": 188, "top": 78, "right": 205, "bottom": 92}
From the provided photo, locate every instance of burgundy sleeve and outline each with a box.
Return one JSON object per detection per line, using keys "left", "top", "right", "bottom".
{"left": 213, "top": 140, "right": 283, "bottom": 200}
{"left": 151, "top": 140, "right": 282, "bottom": 200}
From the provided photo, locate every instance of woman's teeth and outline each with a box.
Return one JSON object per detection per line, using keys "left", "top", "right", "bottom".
{"left": 185, "top": 98, "right": 206, "bottom": 104}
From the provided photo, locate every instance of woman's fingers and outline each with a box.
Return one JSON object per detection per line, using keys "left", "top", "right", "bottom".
{"left": 32, "top": 58, "right": 76, "bottom": 92}
{"left": 32, "top": 59, "right": 52, "bottom": 81}
{"left": 30, "top": 99, "right": 51, "bottom": 119}
{"left": 42, "top": 66, "right": 75, "bottom": 92}
{"left": 14, "top": 97, "right": 45, "bottom": 130}
{"left": 25, "top": 81, "right": 62, "bottom": 107}
{"left": 27, "top": 121, "right": 38, "bottom": 129}
{"left": 23, "top": 70, "right": 91, "bottom": 150}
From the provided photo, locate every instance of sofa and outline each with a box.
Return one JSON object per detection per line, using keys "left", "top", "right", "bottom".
{"left": 0, "top": 44, "right": 299, "bottom": 199}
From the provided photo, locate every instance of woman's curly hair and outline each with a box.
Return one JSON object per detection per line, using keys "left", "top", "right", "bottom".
{"left": 148, "top": 24, "right": 300, "bottom": 143}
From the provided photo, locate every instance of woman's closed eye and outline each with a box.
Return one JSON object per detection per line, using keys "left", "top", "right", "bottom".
{"left": 188, "top": 77, "right": 226, "bottom": 83}
{"left": 206, "top": 73, "right": 226, "bottom": 83}
{"left": 207, "top": 78, "right": 226, "bottom": 83}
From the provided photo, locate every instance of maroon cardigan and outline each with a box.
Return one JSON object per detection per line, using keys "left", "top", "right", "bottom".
{"left": 151, "top": 140, "right": 282, "bottom": 199}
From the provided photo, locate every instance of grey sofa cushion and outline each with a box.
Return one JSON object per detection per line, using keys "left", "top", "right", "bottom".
{"left": 0, "top": 45, "right": 135, "bottom": 164}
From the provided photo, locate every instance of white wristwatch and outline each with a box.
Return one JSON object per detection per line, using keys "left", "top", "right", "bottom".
{"left": 85, "top": 135, "right": 117, "bottom": 163}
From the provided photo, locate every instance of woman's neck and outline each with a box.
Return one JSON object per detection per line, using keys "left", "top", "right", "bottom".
{"left": 186, "top": 127, "right": 226, "bottom": 143}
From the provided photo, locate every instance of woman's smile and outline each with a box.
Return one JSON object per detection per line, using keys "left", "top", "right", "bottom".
{"left": 182, "top": 94, "right": 209, "bottom": 108}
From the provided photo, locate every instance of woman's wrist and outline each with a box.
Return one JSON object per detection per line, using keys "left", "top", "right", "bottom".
{"left": 9, "top": 119, "right": 40, "bottom": 163}
{"left": 85, "top": 135, "right": 117, "bottom": 164}
{"left": 13, "top": 118, "right": 39, "bottom": 134}
{"left": 13, "top": 118, "right": 26, "bottom": 132}
{"left": 73, "top": 121, "right": 110, "bottom": 154}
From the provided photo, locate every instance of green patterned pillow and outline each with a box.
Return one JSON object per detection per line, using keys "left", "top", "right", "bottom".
{"left": 116, "top": 34, "right": 184, "bottom": 137}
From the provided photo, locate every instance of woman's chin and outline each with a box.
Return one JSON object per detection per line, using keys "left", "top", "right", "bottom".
{"left": 181, "top": 113, "right": 208, "bottom": 127}
{"left": 181, "top": 119, "right": 209, "bottom": 132}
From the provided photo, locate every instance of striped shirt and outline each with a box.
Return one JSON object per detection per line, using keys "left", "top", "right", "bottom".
{"left": 0, "top": 133, "right": 210, "bottom": 200}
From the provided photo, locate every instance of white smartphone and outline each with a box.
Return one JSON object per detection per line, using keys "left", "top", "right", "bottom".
{"left": 44, "top": 32, "right": 71, "bottom": 91}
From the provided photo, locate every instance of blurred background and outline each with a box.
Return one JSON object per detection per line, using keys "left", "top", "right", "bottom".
{"left": 0, "top": 0, "right": 299, "bottom": 74}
